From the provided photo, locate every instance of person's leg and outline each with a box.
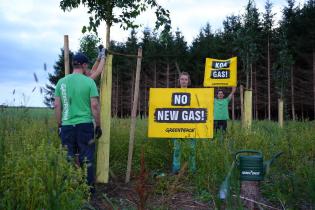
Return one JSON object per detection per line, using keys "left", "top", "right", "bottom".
{"left": 172, "top": 139, "right": 181, "bottom": 174}
{"left": 222, "top": 120, "right": 227, "bottom": 132}
{"left": 60, "top": 125, "right": 76, "bottom": 162}
{"left": 76, "top": 123, "right": 95, "bottom": 188}
{"left": 188, "top": 139, "right": 196, "bottom": 173}
{"left": 214, "top": 120, "right": 219, "bottom": 133}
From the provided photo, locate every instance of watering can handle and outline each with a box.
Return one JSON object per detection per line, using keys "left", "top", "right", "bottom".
{"left": 234, "top": 150, "right": 262, "bottom": 161}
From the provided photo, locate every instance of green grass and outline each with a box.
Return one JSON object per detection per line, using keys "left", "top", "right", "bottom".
{"left": 1, "top": 107, "right": 314, "bottom": 209}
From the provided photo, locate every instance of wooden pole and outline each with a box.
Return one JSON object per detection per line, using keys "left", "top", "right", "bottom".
{"left": 278, "top": 98, "right": 284, "bottom": 128}
{"left": 240, "top": 85, "right": 244, "bottom": 125}
{"left": 64, "top": 35, "right": 70, "bottom": 75}
{"left": 125, "top": 48, "right": 143, "bottom": 183}
{"left": 241, "top": 181, "right": 261, "bottom": 209}
{"left": 96, "top": 54, "right": 113, "bottom": 183}
{"left": 243, "top": 90, "right": 252, "bottom": 129}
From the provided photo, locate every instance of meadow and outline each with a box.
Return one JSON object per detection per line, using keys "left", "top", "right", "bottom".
{"left": 0, "top": 107, "right": 314, "bottom": 209}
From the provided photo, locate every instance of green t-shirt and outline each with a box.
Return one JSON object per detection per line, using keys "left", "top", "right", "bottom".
{"left": 214, "top": 98, "right": 230, "bottom": 120}
{"left": 55, "top": 74, "right": 99, "bottom": 125}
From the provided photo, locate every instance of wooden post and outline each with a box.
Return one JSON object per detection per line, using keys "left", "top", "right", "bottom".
{"left": 64, "top": 35, "right": 70, "bottom": 75}
{"left": 241, "top": 181, "right": 261, "bottom": 209}
{"left": 125, "top": 48, "right": 142, "bottom": 183}
{"left": 278, "top": 98, "right": 284, "bottom": 128}
{"left": 96, "top": 54, "right": 113, "bottom": 183}
{"left": 243, "top": 90, "right": 252, "bottom": 129}
{"left": 240, "top": 85, "right": 244, "bottom": 125}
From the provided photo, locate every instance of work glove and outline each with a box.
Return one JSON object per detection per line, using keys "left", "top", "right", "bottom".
{"left": 100, "top": 48, "right": 107, "bottom": 59}
{"left": 97, "top": 45, "right": 103, "bottom": 60}
{"left": 97, "top": 45, "right": 107, "bottom": 60}
{"left": 58, "top": 125, "right": 62, "bottom": 137}
{"left": 95, "top": 126, "right": 102, "bottom": 139}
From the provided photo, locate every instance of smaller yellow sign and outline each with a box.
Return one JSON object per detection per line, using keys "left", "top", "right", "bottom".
{"left": 203, "top": 57, "right": 237, "bottom": 87}
{"left": 148, "top": 88, "right": 214, "bottom": 138}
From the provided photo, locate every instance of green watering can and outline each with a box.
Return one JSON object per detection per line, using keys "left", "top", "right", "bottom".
{"left": 219, "top": 150, "right": 283, "bottom": 200}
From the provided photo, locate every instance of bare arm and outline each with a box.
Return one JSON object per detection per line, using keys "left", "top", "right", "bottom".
{"left": 91, "top": 97, "right": 101, "bottom": 126}
{"left": 228, "top": 86, "right": 236, "bottom": 100}
{"left": 54, "top": 96, "right": 62, "bottom": 126}
{"left": 91, "top": 58, "right": 100, "bottom": 72}
{"left": 89, "top": 57, "right": 105, "bottom": 80}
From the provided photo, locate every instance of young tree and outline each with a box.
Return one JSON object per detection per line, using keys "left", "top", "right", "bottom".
{"left": 59, "top": 0, "right": 171, "bottom": 48}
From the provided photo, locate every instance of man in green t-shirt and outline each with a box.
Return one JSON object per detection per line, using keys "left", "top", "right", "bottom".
{"left": 214, "top": 87, "right": 236, "bottom": 132}
{"left": 54, "top": 52, "right": 102, "bottom": 192}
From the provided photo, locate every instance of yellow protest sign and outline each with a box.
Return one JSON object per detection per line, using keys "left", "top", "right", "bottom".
{"left": 148, "top": 88, "right": 214, "bottom": 138}
{"left": 203, "top": 57, "right": 237, "bottom": 87}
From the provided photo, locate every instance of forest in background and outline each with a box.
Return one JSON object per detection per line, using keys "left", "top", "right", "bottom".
{"left": 45, "top": 0, "right": 315, "bottom": 121}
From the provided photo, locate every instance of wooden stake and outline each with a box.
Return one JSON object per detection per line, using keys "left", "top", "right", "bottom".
{"left": 243, "top": 90, "right": 252, "bottom": 129}
{"left": 126, "top": 48, "right": 143, "bottom": 183}
{"left": 278, "top": 98, "right": 284, "bottom": 128}
{"left": 241, "top": 181, "right": 261, "bottom": 209}
{"left": 240, "top": 85, "right": 244, "bottom": 125}
{"left": 64, "top": 35, "right": 70, "bottom": 75}
{"left": 96, "top": 54, "right": 113, "bottom": 183}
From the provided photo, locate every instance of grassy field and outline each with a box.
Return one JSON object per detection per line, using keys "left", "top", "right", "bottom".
{"left": 0, "top": 107, "right": 314, "bottom": 209}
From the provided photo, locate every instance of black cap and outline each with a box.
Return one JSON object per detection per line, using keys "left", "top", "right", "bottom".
{"left": 73, "top": 52, "right": 89, "bottom": 65}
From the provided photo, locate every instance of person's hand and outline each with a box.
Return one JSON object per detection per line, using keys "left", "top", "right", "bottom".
{"left": 95, "top": 126, "right": 102, "bottom": 139}
{"left": 100, "top": 48, "right": 106, "bottom": 59}
{"left": 97, "top": 45, "right": 104, "bottom": 60}
{"left": 58, "top": 125, "right": 62, "bottom": 137}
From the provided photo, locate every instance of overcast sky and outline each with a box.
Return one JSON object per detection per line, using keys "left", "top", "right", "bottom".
{"left": 0, "top": 0, "right": 305, "bottom": 107}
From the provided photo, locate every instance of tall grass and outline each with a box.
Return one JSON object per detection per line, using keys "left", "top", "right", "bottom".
{"left": 110, "top": 118, "right": 315, "bottom": 209}
{"left": 0, "top": 107, "right": 89, "bottom": 210}
{"left": 1, "top": 107, "right": 314, "bottom": 209}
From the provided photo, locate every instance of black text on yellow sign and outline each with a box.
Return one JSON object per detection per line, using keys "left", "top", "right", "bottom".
{"left": 148, "top": 88, "right": 214, "bottom": 138}
{"left": 203, "top": 57, "right": 237, "bottom": 87}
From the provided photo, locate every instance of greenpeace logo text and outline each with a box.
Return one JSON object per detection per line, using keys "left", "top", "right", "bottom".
{"left": 165, "top": 128, "right": 195, "bottom": 133}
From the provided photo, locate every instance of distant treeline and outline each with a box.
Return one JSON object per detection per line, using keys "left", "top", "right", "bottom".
{"left": 45, "top": 0, "right": 315, "bottom": 120}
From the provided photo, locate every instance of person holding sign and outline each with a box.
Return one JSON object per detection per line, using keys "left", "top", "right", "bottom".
{"left": 214, "top": 87, "right": 236, "bottom": 132}
{"left": 172, "top": 72, "right": 196, "bottom": 174}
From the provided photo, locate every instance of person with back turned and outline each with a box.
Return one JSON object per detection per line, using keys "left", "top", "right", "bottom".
{"left": 54, "top": 52, "right": 102, "bottom": 193}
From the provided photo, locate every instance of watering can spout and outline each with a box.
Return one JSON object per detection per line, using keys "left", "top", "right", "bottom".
{"left": 264, "top": 152, "right": 284, "bottom": 175}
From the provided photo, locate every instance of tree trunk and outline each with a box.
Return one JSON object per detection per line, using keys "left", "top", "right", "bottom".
{"left": 115, "top": 72, "right": 119, "bottom": 117}
{"left": 144, "top": 74, "right": 147, "bottom": 118}
{"left": 232, "top": 94, "right": 235, "bottom": 120}
{"left": 313, "top": 49, "right": 315, "bottom": 120}
{"left": 154, "top": 62, "right": 157, "bottom": 88}
{"left": 267, "top": 36, "right": 271, "bottom": 120}
{"left": 240, "top": 85, "right": 244, "bottom": 124}
{"left": 255, "top": 68, "right": 258, "bottom": 119}
{"left": 126, "top": 48, "right": 143, "bottom": 183}
{"left": 291, "top": 65, "right": 295, "bottom": 120}
{"left": 166, "top": 63, "right": 170, "bottom": 88}
{"left": 250, "top": 63, "right": 253, "bottom": 90}
{"left": 106, "top": 22, "right": 111, "bottom": 49}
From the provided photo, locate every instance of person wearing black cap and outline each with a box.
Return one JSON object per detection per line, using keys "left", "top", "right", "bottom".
{"left": 54, "top": 52, "right": 102, "bottom": 193}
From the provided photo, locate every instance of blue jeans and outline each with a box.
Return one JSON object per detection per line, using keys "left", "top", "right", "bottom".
{"left": 61, "top": 123, "right": 95, "bottom": 187}
{"left": 172, "top": 139, "right": 196, "bottom": 173}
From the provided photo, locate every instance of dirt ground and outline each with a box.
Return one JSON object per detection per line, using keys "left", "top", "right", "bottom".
{"left": 90, "top": 177, "right": 213, "bottom": 210}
